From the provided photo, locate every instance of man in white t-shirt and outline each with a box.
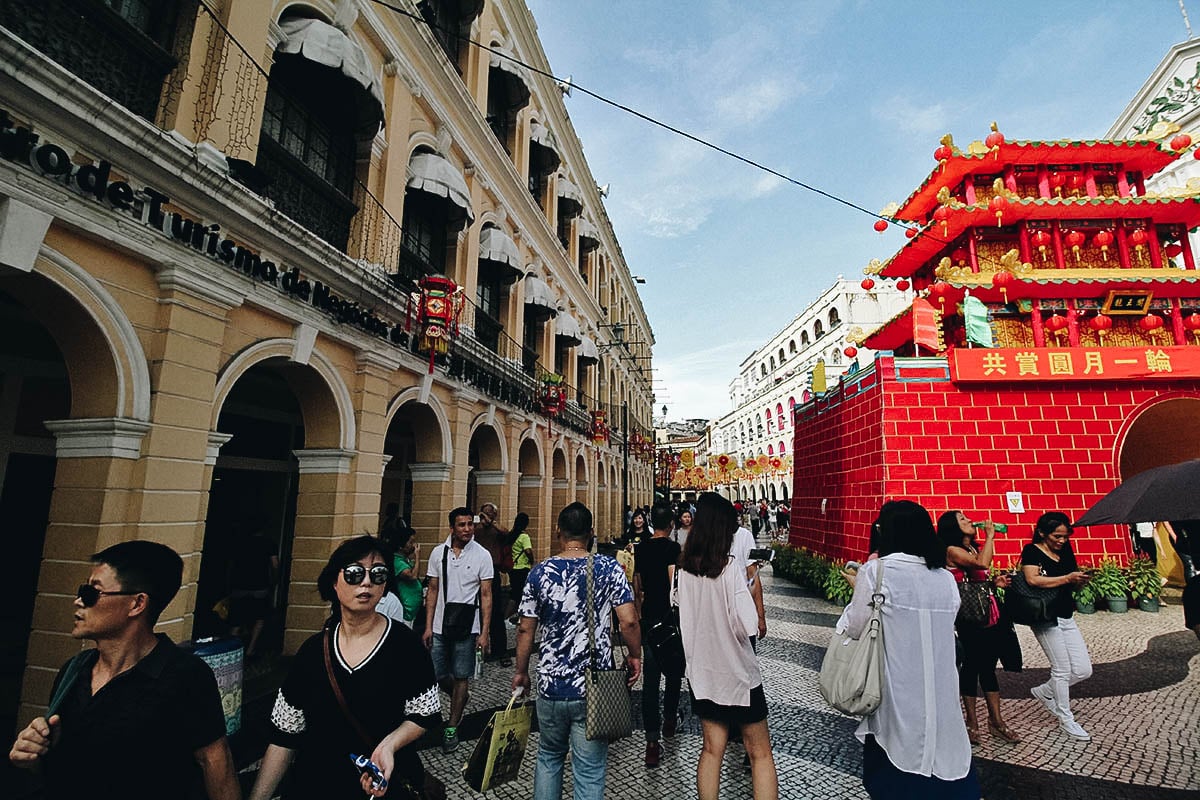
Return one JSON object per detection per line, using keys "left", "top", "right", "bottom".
{"left": 425, "top": 507, "right": 493, "bottom": 753}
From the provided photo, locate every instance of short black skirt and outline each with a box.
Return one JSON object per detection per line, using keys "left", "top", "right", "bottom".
{"left": 690, "top": 684, "right": 768, "bottom": 726}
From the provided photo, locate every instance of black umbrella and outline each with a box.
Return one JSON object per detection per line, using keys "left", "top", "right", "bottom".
{"left": 1075, "top": 458, "right": 1200, "bottom": 526}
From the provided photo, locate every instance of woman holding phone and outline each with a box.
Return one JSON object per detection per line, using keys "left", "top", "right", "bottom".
{"left": 1022, "top": 512, "right": 1093, "bottom": 741}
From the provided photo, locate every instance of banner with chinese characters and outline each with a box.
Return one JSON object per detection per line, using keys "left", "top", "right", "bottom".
{"left": 950, "top": 346, "right": 1200, "bottom": 382}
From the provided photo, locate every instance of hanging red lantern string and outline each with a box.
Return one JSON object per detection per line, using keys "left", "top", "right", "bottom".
{"left": 1066, "top": 173, "right": 1085, "bottom": 196}
{"left": 905, "top": 227, "right": 919, "bottom": 239}
{"left": 896, "top": 279, "right": 911, "bottom": 291}
{"left": 934, "top": 143, "right": 954, "bottom": 163}
{"left": 1089, "top": 313, "right": 1113, "bottom": 342}
{"left": 861, "top": 278, "right": 876, "bottom": 291}
{"left": 1049, "top": 171, "right": 1066, "bottom": 197}
{"left": 844, "top": 346, "right": 858, "bottom": 359}
{"left": 1031, "top": 229, "right": 1052, "bottom": 262}
{"left": 1128, "top": 228, "right": 1148, "bottom": 265}
{"left": 1138, "top": 313, "right": 1165, "bottom": 334}
{"left": 1092, "top": 229, "right": 1114, "bottom": 262}
{"left": 1171, "top": 133, "right": 1193, "bottom": 151}
{"left": 989, "top": 194, "right": 1009, "bottom": 227}
{"left": 1065, "top": 230, "right": 1086, "bottom": 262}
{"left": 927, "top": 281, "right": 953, "bottom": 310}
{"left": 991, "top": 270, "right": 1015, "bottom": 303}
{"left": 873, "top": 219, "right": 889, "bottom": 233}
{"left": 1045, "top": 313, "right": 1070, "bottom": 342}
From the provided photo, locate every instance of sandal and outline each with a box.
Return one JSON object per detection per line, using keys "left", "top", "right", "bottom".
{"left": 989, "top": 721, "right": 1021, "bottom": 743}
{"left": 966, "top": 725, "right": 981, "bottom": 745}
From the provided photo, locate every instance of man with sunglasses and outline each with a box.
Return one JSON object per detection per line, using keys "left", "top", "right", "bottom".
{"left": 424, "top": 506, "right": 493, "bottom": 753}
{"left": 9, "top": 540, "right": 240, "bottom": 800}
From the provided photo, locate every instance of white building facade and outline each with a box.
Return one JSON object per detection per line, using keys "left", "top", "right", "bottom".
{"left": 709, "top": 278, "right": 909, "bottom": 502}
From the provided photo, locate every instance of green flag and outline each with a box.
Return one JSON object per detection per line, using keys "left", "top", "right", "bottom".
{"left": 963, "top": 294, "right": 993, "bottom": 347}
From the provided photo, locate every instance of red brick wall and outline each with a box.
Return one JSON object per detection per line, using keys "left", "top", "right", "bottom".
{"left": 790, "top": 355, "right": 1200, "bottom": 568}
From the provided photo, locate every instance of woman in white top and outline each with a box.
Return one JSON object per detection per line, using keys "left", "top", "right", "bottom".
{"left": 839, "top": 500, "right": 980, "bottom": 799}
{"left": 678, "top": 493, "right": 778, "bottom": 800}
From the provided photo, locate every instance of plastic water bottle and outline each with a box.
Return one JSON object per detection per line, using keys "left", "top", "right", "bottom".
{"left": 475, "top": 646, "right": 483, "bottom": 678}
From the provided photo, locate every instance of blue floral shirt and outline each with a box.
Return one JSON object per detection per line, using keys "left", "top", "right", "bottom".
{"left": 519, "top": 555, "right": 633, "bottom": 700}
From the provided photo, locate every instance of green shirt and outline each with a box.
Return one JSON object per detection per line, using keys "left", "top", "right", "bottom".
{"left": 511, "top": 533, "right": 533, "bottom": 570}
{"left": 393, "top": 553, "right": 423, "bottom": 620}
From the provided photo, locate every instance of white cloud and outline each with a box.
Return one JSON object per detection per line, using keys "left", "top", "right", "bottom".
{"left": 872, "top": 96, "right": 950, "bottom": 138}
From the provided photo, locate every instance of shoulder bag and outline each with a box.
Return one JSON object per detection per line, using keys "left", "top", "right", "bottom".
{"left": 440, "top": 545, "right": 479, "bottom": 640}
{"left": 644, "top": 566, "right": 685, "bottom": 681}
{"left": 956, "top": 578, "right": 999, "bottom": 627}
{"left": 584, "top": 554, "right": 633, "bottom": 741}
{"left": 1004, "top": 569, "right": 1059, "bottom": 628}
{"left": 323, "top": 628, "right": 446, "bottom": 800}
{"left": 818, "top": 558, "right": 885, "bottom": 716}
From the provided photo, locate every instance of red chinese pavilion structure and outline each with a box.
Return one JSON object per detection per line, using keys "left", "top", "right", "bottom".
{"left": 789, "top": 124, "right": 1200, "bottom": 566}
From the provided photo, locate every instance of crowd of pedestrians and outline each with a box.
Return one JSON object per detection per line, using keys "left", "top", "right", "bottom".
{"left": 12, "top": 491, "right": 1193, "bottom": 800}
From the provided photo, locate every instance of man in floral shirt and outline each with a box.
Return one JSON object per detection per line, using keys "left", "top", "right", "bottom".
{"left": 512, "top": 502, "right": 641, "bottom": 800}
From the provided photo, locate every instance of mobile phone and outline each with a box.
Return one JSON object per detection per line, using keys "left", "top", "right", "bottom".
{"left": 748, "top": 547, "right": 775, "bottom": 562}
{"left": 473, "top": 514, "right": 481, "bottom": 524}
{"left": 350, "top": 753, "right": 388, "bottom": 792}
{"left": 844, "top": 561, "right": 862, "bottom": 571}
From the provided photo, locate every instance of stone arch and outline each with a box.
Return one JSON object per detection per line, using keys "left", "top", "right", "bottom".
{"left": 212, "top": 339, "right": 355, "bottom": 449}
{"left": 468, "top": 415, "right": 508, "bottom": 472}
{"left": 385, "top": 386, "right": 453, "bottom": 463}
{"left": 407, "top": 131, "right": 442, "bottom": 159}
{"left": 32, "top": 246, "right": 151, "bottom": 420}
{"left": 517, "top": 429, "right": 545, "bottom": 476}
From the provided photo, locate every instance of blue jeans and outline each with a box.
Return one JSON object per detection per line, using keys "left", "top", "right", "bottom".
{"left": 534, "top": 697, "right": 608, "bottom": 800}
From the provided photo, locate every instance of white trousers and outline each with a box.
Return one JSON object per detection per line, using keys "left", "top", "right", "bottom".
{"left": 1032, "top": 617, "right": 1093, "bottom": 722}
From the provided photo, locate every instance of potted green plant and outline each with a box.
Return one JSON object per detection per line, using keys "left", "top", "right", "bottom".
{"left": 1127, "top": 555, "right": 1162, "bottom": 612}
{"left": 1072, "top": 570, "right": 1098, "bottom": 614}
{"left": 1091, "top": 558, "right": 1129, "bottom": 613}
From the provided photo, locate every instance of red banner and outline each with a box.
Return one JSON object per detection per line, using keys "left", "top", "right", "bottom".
{"left": 912, "top": 299, "right": 942, "bottom": 354}
{"left": 950, "top": 346, "right": 1200, "bottom": 382}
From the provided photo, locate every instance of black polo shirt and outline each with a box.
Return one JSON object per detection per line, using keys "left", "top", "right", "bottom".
{"left": 41, "top": 634, "right": 228, "bottom": 800}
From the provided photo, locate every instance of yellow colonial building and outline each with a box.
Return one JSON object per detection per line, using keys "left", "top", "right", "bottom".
{"left": 0, "top": 0, "right": 654, "bottom": 732}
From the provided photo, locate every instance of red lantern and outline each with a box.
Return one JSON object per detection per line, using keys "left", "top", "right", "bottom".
{"left": 1089, "top": 313, "right": 1112, "bottom": 341}
{"left": 1171, "top": 133, "right": 1193, "bottom": 151}
{"left": 989, "top": 194, "right": 1008, "bottom": 227}
{"left": 1184, "top": 312, "right": 1200, "bottom": 343}
{"left": 1049, "top": 171, "right": 1066, "bottom": 196}
{"left": 861, "top": 278, "right": 876, "bottom": 291}
{"left": 412, "top": 275, "right": 463, "bottom": 373}
{"left": 934, "top": 144, "right": 954, "bottom": 163}
{"left": 1138, "top": 313, "right": 1164, "bottom": 333}
{"left": 1031, "top": 229, "right": 1052, "bottom": 262}
{"left": 927, "top": 281, "right": 953, "bottom": 309}
{"left": 1129, "top": 227, "right": 1148, "bottom": 264}
{"left": 985, "top": 122, "right": 1005, "bottom": 154}
{"left": 540, "top": 376, "right": 566, "bottom": 418}
{"left": 896, "top": 279, "right": 910, "bottom": 291}
{"left": 933, "top": 205, "right": 951, "bottom": 237}
{"left": 1066, "top": 173, "right": 1084, "bottom": 195}
{"left": 873, "top": 219, "right": 889, "bottom": 233}
{"left": 1193, "top": 149, "right": 1200, "bottom": 160}
{"left": 1045, "top": 314, "right": 1070, "bottom": 339}
{"left": 905, "top": 227, "right": 918, "bottom": 239}
{"left": 844, "top": 346, "right": 858, "bottom": 359}
{"left": 1093, "top": 229, "right": 1113, "bottom": 261}
{"left": 991, "top": 270, "right": 1015, "bottom": 302}
{"left": 591, "top": 410, "right": 609, "bottom": 445}
{"left": 1065, "top": 230, "right": 1086, "bottom": 261}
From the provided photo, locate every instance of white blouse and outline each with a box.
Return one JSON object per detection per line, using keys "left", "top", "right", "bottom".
{"left": 678, "top": 557, "right": 761, "bottom": 706}
{"left": 838, "top": 553, "right": 972, "bottom": 780}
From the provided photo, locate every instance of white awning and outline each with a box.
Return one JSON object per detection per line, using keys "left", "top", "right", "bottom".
{"left": 577, "top": 336, "right": 599, "bottom": 364}
{"left": 577, "top": 217, "right": 601, "bottom": 251}
{"left": 277, "top": 17, "right": 385, "bottom": 138}
{"left": 488, "top": 49, "right": 531, "bottom": 109}
{"left": 523, "top": 273, "right": 557, "bottom": 317}
{"left": 479, "top": 226, "right": 520, "bottom": 267}
{"left": 554, "top": 311, "right": 583, "bottom": 345}
{"left": 556, "top": 175, "right": 583, "bottom": 217}
{"left": 407, "top": 152, "right": 474, "bottom": 223}
{"left": 529, "top": 121, "right": 561, "bottom": 174}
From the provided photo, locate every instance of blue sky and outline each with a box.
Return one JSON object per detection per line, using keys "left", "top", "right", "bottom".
{"left": 526, "top": 0, "right": 1193, "bottom": 420}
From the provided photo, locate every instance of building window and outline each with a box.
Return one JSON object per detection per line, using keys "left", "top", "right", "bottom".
{"left": 829, "top": 308, "right": 841, "bottom": 327}
{"left": 789, "top": 340, "right": 797, "bottom": 354}
{"left": 475, "top": 268, "right": 503, "bottom": 352}
{"left": 814, "top": 320, "right": 824, "bottom": 338}
{"left": 801, "top": 331, "right": 810, "bottom": 346}
{"left": 0, "top": 0, "right": 185, "bottom": 122}
{"left": 417, "top": 0, "right": 475, "bottom": 73}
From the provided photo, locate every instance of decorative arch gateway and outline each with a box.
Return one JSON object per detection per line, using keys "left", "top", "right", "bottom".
{"left": 203, "top": 338, "right": 358, "bottom": 654}
{"left": 2, "top": 246, "right": 153, "bottom": 738}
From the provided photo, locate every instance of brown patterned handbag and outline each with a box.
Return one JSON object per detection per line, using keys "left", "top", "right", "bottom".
{"left": 583, "top": 554, "right": 633, "bottom": 741}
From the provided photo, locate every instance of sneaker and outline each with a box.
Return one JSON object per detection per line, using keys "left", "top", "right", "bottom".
{"left": 662, "top": 716, "right": 677, "bottom": 738}
{"left": 1030, "top": 685, "right": 1058, "bottom": 717}
{"left": 1059, "top": 718, "right": 1091, "bottom": 741}
{"left": 644, "top": 741, "right": 662, "bottom": 768}
{"left": 442, "top": 727, "right": 459, "bottom": 753}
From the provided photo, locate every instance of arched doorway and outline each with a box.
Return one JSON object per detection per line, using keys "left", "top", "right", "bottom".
{"left": 195, "top": 361, "right": 306, "bottom": 650}
{"left": 574, "top": 453, "right": 588, "bottom": 504}
{"left": 552, "top": 447, "right": 569, "bottom": 522}
{"left": 0, "top": 290, "right": 69, "bottom": 736}
{"left": 1118, "top": 397, "right": 1200, "bottom": 479}
{"left": 517, "top": 437, "right": 544, "bottom": 553}
{"left": 383, "top": 400, "right": 445, "bottom": 531}
{"left": 467, "top": 423, "right": 505, "bottom": 513}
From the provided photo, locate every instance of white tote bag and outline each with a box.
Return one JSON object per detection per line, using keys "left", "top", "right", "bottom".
{"left": 818, "top": 559, "right": 885, "bottom": 716}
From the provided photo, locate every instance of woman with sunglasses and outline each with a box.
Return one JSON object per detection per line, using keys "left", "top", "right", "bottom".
{"left": 1022, "top": 512, "right": 1093, "bottom": 741}
{"left": 249, "top": 536, "right": 441, "bottom": 800}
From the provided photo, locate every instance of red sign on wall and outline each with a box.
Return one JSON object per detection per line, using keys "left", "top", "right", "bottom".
{"left": 950, "top": 346, "right": 1200, "bottom": 382}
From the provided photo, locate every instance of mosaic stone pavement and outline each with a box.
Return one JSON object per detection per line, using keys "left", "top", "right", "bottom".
{"left": 415, "top": 569, "right": 1200, "bottom": 800}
